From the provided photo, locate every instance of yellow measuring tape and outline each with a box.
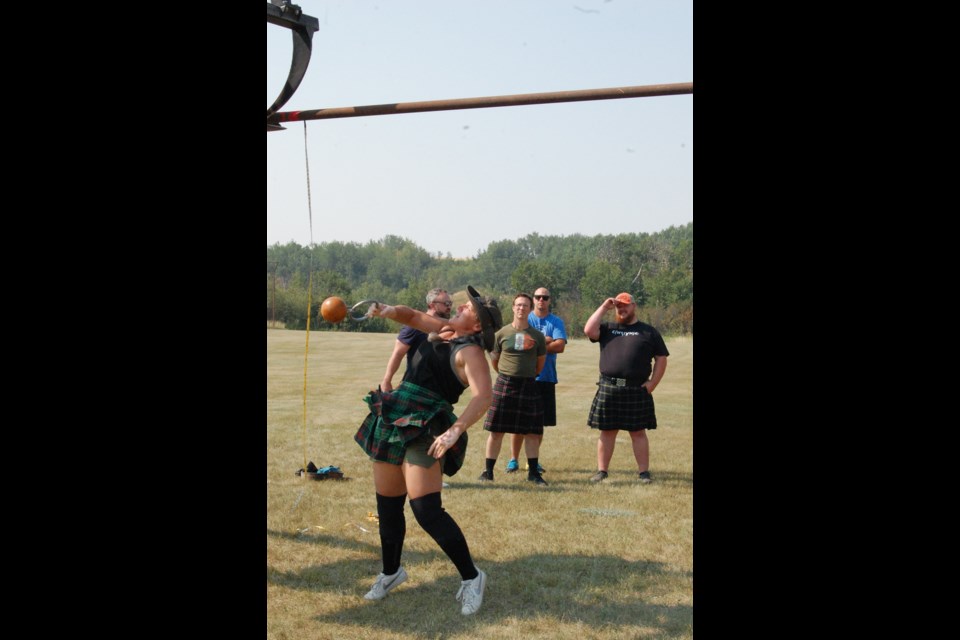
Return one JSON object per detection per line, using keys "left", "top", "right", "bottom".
{"left": 302, "top": 271, "right": 312, "bottom": 471}
{"left": 301, "top": 121, "right": 316, "bottom": 473}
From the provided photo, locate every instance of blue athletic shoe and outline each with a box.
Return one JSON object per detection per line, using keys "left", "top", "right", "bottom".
{"left": 505, "top": 458, "right": 519, "bottom": 473}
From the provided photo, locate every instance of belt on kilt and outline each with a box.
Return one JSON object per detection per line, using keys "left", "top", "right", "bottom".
{"left": 600, "top": 375, "right": 647, "bottom": 388}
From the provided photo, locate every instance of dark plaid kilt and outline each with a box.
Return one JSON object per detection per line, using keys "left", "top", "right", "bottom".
{"left": 483, "top": 374, "right": 544, "bottom": 434}
{"left": 354, "top": 382, "right": 468, "bottom": 476}
{"left": 587, "top": 376, "right": 657, "bottom": 431}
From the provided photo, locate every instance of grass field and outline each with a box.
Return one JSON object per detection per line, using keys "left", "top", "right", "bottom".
{"left": 267, "top": 330, "right": 693, "bottom": 639}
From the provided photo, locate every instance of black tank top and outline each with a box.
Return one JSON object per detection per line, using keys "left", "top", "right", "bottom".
{"left": 405, "top": 334, "right": 484, "bottom": 404}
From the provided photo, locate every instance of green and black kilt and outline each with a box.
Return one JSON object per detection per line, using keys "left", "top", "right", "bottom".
{"left": 354, "top": 381, "right": 468, "bottom": 476}
{"left": 587, "top": 376, "right": 657, "bottom": 431}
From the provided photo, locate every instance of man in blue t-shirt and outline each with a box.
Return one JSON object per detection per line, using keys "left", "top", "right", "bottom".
{"left": 380, "top": 288, "right": 452, "bottom": 391}
{"left": 505, "top": 287, "right": 568, "bottom": 475}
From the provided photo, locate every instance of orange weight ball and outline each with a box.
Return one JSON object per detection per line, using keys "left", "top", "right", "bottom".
{"left": 320, "top": 296, "right": 348, "bottom": 323}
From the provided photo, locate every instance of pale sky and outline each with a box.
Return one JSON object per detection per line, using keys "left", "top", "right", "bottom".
{"left": 267, "top": 0, "right": 692, "bottom": 258}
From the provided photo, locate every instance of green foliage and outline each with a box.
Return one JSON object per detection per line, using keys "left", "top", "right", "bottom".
{"left": 645, "top": 269, "right": 693, "bottom": 307}
{"left": 510, "top": 260, "right": 556, "bottom": 296}
{"left": 579, "top": 261, "right": 627, "bottom": 304}
{"left": 638, "top": 301, "right": 694, "bottom": 336}
{"left": 266, "top": 222, "right": 693, "bottom": 336}
{"left": 473, "top": 239, "right": 533, "bottom": 290}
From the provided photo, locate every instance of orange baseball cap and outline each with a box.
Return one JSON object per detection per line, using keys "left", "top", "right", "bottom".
{"left": 614, "top": 292, "right": 634, "bottom": 305}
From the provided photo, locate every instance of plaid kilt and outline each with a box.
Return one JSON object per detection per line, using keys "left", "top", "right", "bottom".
{"left": 587, "top": 376, "right": 657, "bottom": 431}
{"left": 483, "top": 374, "right": 544, "bottom": 434}
{"left": 354, "top": 382, "right": 468, "bottom": 476}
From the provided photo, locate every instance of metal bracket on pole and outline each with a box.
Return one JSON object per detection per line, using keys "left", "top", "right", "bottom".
{"left": 267, "top": 1, "right": 320, "bottom": 131}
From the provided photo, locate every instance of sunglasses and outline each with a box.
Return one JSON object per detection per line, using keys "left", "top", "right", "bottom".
{"left": 433, "top": 300, "right": 453, "bottom": 307}
{"left": 534, "top": 295, "right": 550, "bottom": 300}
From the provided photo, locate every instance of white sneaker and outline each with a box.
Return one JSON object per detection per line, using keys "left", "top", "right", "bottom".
{"left": 455, "top": 568, "right": 487, "bottom": 615}
{"left": 363, "top": 567, "right": 408, "bottom": 600}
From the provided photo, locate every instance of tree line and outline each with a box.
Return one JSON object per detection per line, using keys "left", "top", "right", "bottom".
{"left": 267, "top": 222, "right": 692, "bottom": 337}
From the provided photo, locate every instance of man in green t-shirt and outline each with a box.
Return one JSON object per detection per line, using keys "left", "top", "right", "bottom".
{"left": 478, "top": 293, "right": 548, "bottom": 485}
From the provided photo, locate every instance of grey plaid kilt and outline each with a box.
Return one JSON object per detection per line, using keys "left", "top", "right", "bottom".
{"left": 587, "top": 376, "right": 657, "bottom": 431}
{"left": 354, "top": 382, "right": 467, "bottom": 476}
{"left": 483, "top": 374, "right": 544, "bottom": 434}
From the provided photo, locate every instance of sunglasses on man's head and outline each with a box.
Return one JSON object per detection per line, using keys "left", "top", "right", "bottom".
{"left": 534, "top": 295, "right": 550, "bottom": 300}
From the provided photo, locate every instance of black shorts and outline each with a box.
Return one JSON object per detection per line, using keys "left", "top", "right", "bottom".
{"left": 536, "top": 381, "right": 557, "bottom": 426}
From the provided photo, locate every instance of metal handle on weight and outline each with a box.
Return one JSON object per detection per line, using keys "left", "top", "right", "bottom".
{"left": 348, "top": 299, "right": 381, "bottom": 322}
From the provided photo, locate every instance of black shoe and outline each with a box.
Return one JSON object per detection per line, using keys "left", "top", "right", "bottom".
{"left": 526, "top": 474, "right": 548, "bottom": 486}
{"left": 478, "top": 470, "right": 493, "bottom": 482}
{"left": 589, "top": 470, "right": 608, "bottom": 483}
{"left": 638, "top": 471, "right": 652, "bottom": 484}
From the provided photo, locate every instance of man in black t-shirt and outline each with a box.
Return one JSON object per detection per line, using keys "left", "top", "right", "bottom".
{"left": 583, "top": 292, "right": 669, "bottom": 484}
{"left": 380, "top": 288, "right": 452, "bottom": 392}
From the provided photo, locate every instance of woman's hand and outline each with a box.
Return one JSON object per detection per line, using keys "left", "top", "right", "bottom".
{"left": 427, "top": 425, "right": 462, "bottom": 458}
{"left": 369, "top": 302, "right": 395, "bottom": 319}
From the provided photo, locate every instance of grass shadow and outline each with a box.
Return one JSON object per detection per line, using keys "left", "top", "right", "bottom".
{"left": 557, "top": 468, "right": 693, "bottom": 487}
{"left": 268, "top": 549, "right": 691, "bottom": 637}
{"left": 267, "top": 528, "right": 450, "bottom": 567}
{"left": 443, "top": 481, "right": 575, "bottom": 493}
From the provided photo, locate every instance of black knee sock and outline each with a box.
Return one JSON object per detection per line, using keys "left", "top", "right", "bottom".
{"left": 484, "top": 458, "right": 496, "bottom": 475}
{"left": 376, "top": 493, "right": 407, "bottom": 576}
{"left": 410, "top": 492, "right": 478, "bottom": 581}
{"left": 527, "top": 457, "right": 540, "bottom": 479}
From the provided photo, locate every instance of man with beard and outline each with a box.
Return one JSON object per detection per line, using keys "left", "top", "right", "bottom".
{"left": 584, "top": 292, "right": 669, "bottom": 484}
{"left": 380, "top": 288, "right": 452, "bottom": 392}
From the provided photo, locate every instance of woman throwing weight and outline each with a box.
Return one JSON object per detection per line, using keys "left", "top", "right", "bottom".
{"left": 354, "top": 286, "right": 503, "bottom": 616}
